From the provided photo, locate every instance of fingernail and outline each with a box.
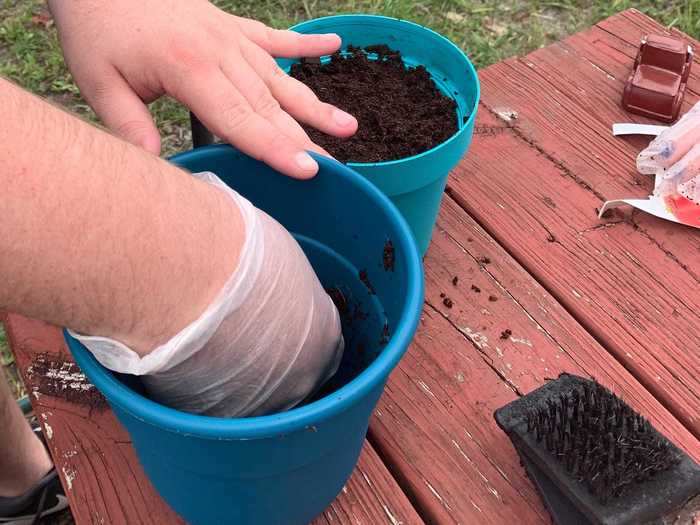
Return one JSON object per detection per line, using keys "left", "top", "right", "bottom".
{"left": 636, "top": 151, "right": 659, "bottom": 175}
{"left": 637, "top": 148, "right": 658, "bottom": 161}
{"left": 295, "top": 152, "right": 318, "bottom": 172}
{"left": 333, "top": 109, "right": 355, "bottom": 127}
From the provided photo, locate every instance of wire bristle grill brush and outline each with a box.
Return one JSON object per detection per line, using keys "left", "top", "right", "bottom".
{"left": 494, "top": 374, "right": 700, "bottom": 525}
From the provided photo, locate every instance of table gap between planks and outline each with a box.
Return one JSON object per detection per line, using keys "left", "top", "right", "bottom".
{"left": 3, "top": 8, "right": 699, "bottom": 525}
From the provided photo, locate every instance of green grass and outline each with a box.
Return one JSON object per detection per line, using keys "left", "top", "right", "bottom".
{"left": 0, "top": 323, "right": 25, "bottom": 399}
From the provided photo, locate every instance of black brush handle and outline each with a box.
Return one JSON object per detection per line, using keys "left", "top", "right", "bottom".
{"left": 190, "top": 112, "right": 215, "bottom": 149}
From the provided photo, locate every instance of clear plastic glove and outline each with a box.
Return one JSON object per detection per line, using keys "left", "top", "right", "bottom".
{"left": 71, "top": 172, "right": 344, "bottom": 418}
{"left": 637, "top": 101, "right": 700, "bottom": 203}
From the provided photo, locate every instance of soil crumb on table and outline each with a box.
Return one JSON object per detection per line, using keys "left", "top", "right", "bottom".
{"left": 290, "top": 45, "right": 458, "bottom": 163}
{"left": 28, "top": 354, "right": 106, "bottom": 409}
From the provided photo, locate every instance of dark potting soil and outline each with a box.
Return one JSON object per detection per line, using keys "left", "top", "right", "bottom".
{"left": 290, "top": 45, "right": 458, "bottom": 163}
{"left": 29, "top": 354, "right": 107, "bottom": 410}
{"left": 327, "top": 286, "right": 369, "bottom": 325}
{"left": 383, "top": 240, "right": 395, "bottom": 272}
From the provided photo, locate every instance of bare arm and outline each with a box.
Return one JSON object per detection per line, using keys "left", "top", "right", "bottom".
{"left": 0, "top": 77, "right": 245, "bottom": 355}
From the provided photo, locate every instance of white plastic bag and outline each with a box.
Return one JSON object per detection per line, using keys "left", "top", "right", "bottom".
{"left": 71, "top": 172, "right": 344, "bottom": 417}
{"left": 637, "top": 101, "right": 700, "bottom": 203}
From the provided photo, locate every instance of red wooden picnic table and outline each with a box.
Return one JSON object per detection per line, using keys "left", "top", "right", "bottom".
{"left": 3, "top": 8, "right": 699, "bottom": 524}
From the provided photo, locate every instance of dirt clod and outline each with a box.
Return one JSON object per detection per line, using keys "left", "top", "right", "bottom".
{"left": 29, "top": 354, "right": 106, "bottom": 410}
{"left": 471, "top": 284, "right": 481, "bottom": 293}
{"left": 452, "top": 276, "right": 459, "bottom": 286}
{"left": 290, "top": 45, "right": 458, "bottom": 163}
{"left": 443, "top": 297, "right": 454, "bottom": 309}
{"left": 489, "top": 295, "right": 499, "bottom": 302}
{"left": 359, "top": 269, "right": 376, "bottom": 295}
{"left": 478, "top": 256, "right": 491, "bottom": 265}
{"left": 500, "top": 329, "right": 512, "bottom": 340}
{"left": 383, "top": 240, "right": 395, "bottom": 271}
{"left": 327, "top": 287, "right": 348, "bottom": 316}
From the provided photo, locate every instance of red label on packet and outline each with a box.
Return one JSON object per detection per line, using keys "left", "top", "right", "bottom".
{"left": 605, "top": 122, "right": 700, "bottom": 230}
{"left": 665, "top": 195, "right": 700, "bottom": 227}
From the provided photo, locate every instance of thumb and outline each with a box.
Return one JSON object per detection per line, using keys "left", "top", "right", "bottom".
{"left": 81, "top": 68, "right": 161, "bottom": 155}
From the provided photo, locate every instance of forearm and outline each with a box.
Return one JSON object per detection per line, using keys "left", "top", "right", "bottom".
{"left": 0, "top": 78, "right": 245, "bottom": 354}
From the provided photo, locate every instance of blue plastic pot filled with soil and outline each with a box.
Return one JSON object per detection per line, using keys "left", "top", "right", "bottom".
{"left": 281, "top": 15, "right": 481, "bottom": 254}
{"left": 65, "top": 147, "right": 423, "bottom": 525}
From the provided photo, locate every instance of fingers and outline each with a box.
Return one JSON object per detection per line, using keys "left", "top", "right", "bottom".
{"left": 219, "top": 52, "right": 326, "bottom": 156}
{"left": 241, "top": 40, "right": 358, "bottom": 138}
{"left": 166, "top": 66, "right": 319, "bottom": 178}
{"left": 655, "top": 143, "right": 700, "bottom": 199}
{"left": 234, "top": 16, "right": 341, "bottom": 58}
{"left": 78, "top": 67, "right": 161, "bottom": 155}
{"left": 638, "top": 101, "right": 700, "bottom": 174}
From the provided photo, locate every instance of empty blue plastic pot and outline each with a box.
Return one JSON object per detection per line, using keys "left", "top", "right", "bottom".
{"left": 65, "top": 147, "right": 423, "bottom": 525}
{"left": 281, "top": 15, "right": 480, "bottom": 254}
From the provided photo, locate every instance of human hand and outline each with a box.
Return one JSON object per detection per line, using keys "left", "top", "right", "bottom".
{"left": 637, "top": 101, "right": 700, "bottom": 203}
{"left": 49, "top": 0, "right": 358, "bottom": 178}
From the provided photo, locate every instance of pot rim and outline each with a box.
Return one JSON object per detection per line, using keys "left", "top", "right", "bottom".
{"left": 65, "top": 150, "right": 424, "bottom": 440}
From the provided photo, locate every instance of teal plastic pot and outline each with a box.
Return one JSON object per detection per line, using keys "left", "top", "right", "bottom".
{"left": 282, "top": 15, "right": 480, "bottom": 254}
{"left": 65, "top": 148, "right": 423, "bottom": 525}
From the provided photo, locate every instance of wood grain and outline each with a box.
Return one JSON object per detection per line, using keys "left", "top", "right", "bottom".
{"left": 3, "top": 314, "right": 423, "bottom": 525}
{"left": 2, "top": 9, "right": 697, "bottom": 525}
{"left": 446, "top": 10, "right": 700, "bottom": 437}
{"left": 368, "top": 195, "right": 700, "bottom": 524}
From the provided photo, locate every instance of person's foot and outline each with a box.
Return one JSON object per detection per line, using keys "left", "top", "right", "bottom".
{"left": 0, "top": 429, "right": 68, "bottom": 525}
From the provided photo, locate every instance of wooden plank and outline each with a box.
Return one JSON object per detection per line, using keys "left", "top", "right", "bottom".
{"left": 530, "top": 16, "right": 700, "bottom": 258}
{"left": 446, "top": 11, "right": 700, "bottom": 437}
{"left": 4, "top": 315, "right": 182, "bottom": 525}
{"left": 488, "top": 34, "right": 700, "bottom": 252}
{"left": 3, "top": 314, "right": 424, "bottom": 525}
{"left": 367, "top": 195, "right": 700, "bottom": 524}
